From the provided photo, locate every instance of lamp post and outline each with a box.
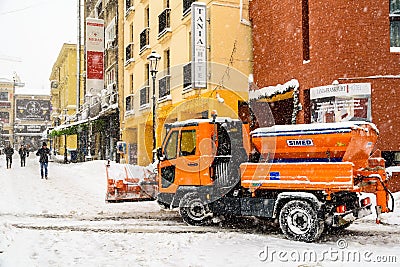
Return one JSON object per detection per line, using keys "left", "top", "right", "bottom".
{"left": 12, "top": 74, "right": 24, "bottom": 149}
{"left": 147, "top": 51, "right": 161, "bottom": 162}
{"left": 0, "top": 121, "right": 3, "bottom": 151}
{"left": 85, "top": 93, "right": 93, "bottom": 161}
{"left": 63, "top": 108, "right": 68, "bottom": 163}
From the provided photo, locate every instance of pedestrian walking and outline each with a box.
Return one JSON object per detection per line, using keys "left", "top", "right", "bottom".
{"left": 19, "top": 145, "right": 28, "bottom": 167}
{"left": 4, "top": 144, "right": 14, "bottom": 169}
{"left": 36, "top": 142, "right": 50, "bottom": 179}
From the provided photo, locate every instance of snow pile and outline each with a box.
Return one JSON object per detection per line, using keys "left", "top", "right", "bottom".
{"left": 0, "top": 156, "right": 160, "bottom": 217}
{"left": 0, "top": 223, "right": 14, "bottom": 253}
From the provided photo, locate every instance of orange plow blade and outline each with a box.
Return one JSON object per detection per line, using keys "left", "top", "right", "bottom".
{"left": 105, "top": 161, "right": 158, "bottom": 202}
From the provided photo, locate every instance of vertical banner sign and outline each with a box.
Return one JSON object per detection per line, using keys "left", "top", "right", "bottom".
{"left": 191, "top": 2, "right": 207, "bottom": 88}
{"left": 86, "top": 18, "right": 104, "bottom": 96}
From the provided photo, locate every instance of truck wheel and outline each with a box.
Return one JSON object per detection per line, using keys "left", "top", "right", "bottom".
{"left": 179, "top": 192, "right": 210, "bottom": 226}
{"left": 279, "top": 200, "right": 324, "bottom": 242}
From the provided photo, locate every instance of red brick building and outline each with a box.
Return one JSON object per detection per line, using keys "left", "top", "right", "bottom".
{"left": 250, "top": 0, "right": 400, "bottom": 165}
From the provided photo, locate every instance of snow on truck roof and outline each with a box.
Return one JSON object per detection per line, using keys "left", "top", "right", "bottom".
{"left": 251, "top": 121, "right": 378, "bottom": 137}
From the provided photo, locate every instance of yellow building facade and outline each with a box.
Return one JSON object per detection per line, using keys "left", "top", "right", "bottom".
{"left": 120, "top": 0, "right": 252, "bottom": 165}
{"left": 49, "top": 43, "right": 84, "bottom": 156}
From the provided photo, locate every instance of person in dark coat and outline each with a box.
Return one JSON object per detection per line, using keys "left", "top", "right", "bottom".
{"left": 36, "top": 142, "right": 50, "bottom": 179}
{"left": 4, "top": 144, "right": 14, "bottom": 169}
{"left": 19, "top": 145, "right": 28, "bottom": 167}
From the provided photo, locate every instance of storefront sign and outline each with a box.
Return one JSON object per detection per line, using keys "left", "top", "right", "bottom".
{"left": 310, "top": 83, "right": 371, "bottom": 123}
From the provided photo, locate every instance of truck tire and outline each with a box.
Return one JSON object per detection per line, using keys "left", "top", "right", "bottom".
{"left": 179, "top": 192, "right": 210, "bottom": 226}
{"left": 279, "top": 200, "right": 324, "bottom": 242}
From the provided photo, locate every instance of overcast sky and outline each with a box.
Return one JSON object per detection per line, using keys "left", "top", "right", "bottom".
{"left": 0, "top": 0, "right": 77, "bottom": 93}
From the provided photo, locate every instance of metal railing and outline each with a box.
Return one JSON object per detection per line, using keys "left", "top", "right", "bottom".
{"left": 139, "top": 28, "right": 150, "bottom": 52}
{"left": 183, "top": 0, "right": 196, "bottom": 16}
{"left": 139, "top": 86, "right": 150, "bottom": 107}
{"left": 158, "top": 8, "right": 171, "bottom": 36}
{"left": 158, "top": 75, "right": 171, "bottom": 99}
{"left": 125, "top": 43, "right": 134, "bottom": 62}
{"left": 183, "top": 62, "right": 192, "bottom": 90}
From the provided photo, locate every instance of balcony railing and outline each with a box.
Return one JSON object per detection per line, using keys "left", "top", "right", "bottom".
{"left": 101, "top": 83, "right": 118, "bottom": 110}
{"left": 158, "top": 75, "right": 171, "bottom": 99}
{"left": 125, "top": 94, "right": 134, "bottom": 113}
{"left": 139, "top": 28, "right": 150, "bottom": 53}
{"left": 96, "top": 1, "right": 104, "bottom": 18}
{"left": 158, "top": 8, "right": 171, "bottom": 37}
{"left": 183, "top": 62, "right": 192, "bottom": 90}
{"left": 125, "top": 43, "right": 134, "bottom": 65}
{"left": 183, "top": 0, "right": 196, "bottom": 16}
{"left": 125, "top": 0, "right": 135, "bottom": 16}
{"left": 139, "top": 86, "right": 150, "bottom": 108}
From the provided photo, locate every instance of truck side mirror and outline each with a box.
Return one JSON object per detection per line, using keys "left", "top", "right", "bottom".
{"left": 156, "top": 147, "right": 165, "bottom": 161}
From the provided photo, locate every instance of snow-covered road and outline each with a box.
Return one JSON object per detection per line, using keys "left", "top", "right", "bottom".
{"left": 0, "top": 154, "right": 399, "bottom": 266}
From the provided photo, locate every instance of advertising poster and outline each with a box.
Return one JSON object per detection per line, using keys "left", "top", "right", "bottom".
{"left": 16, "top": 99, "right": 50, "bottom": 121}
{"left": 310, "top": 83, "right": 371, "bottom": 123}
{"left": 86, "top": 18, "right": 104, "bottom": 96}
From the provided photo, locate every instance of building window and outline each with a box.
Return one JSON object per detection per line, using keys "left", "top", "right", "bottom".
{"left": 0, "top": 92, "right": 9, "bottom": 101}
{"left": 130, "top": 74, "right": 134, "bottom": 94}
{"left": 183, "top": 62, "right": 192, "bottom": 90}
{"left": 130, "top": 23, "right": 134, "bottom": 43}
{"left": 183, "top": 0, "right": 196, "bottom": 16}
{"left": 145, "top": 64, "right": 150, "bottom": 86}
{"left": 105, "top": 17, "right": 116, "bottom": 49}
{"left": 164, "top": 49, "right": 170, "bottom": 74}
{"left": 125, "top": 94, "right": 134, "bottom": 112}
{"left": 390, "top": 1, "right": 400, "bottom": 50}
{"left": 140, "top": 86, "right": 150, "bottom": 107}
{"left": 106, "top": 68, "right": 115, "bottom": 86}
{"left": 302, "top": 0, "right": 310, "bottom": 61}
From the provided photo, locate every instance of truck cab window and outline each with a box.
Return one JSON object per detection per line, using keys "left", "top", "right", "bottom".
{"left": 180, "top": 130, "right": 196, "bottom": 156}
{"left": 164, "top": 131, "right": 178, "bottom": 159}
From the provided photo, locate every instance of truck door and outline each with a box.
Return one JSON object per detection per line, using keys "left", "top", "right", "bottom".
{"left": 175, "top": 128, "right": 201, "bottom": 186}
{"left": 159, "top": 130, "right": 179, "bottom": 190}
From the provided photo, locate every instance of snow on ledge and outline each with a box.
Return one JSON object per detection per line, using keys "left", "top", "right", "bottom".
{"left": 249, "top": 79, "right": 299, "bottom": 101}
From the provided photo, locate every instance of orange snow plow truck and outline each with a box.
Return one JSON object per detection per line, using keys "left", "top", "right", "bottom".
{"left": 156, "top": 114, "right": 394, "bottom": 242}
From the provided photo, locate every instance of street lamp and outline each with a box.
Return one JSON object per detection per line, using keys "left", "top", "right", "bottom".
{"left": 12, "top": 74, "right": 24, "bottom": 149}
{"left": 0, "top": 121, "right": 3, "bottom": 150}
{"left": 63, "top": 108, "right": 68, "bottom": 163}
{"left": 147, "top": 51, "right": 161, "bottom": 162}
{"left": 85, "top": 93, "right": 93, "bottom": 161}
